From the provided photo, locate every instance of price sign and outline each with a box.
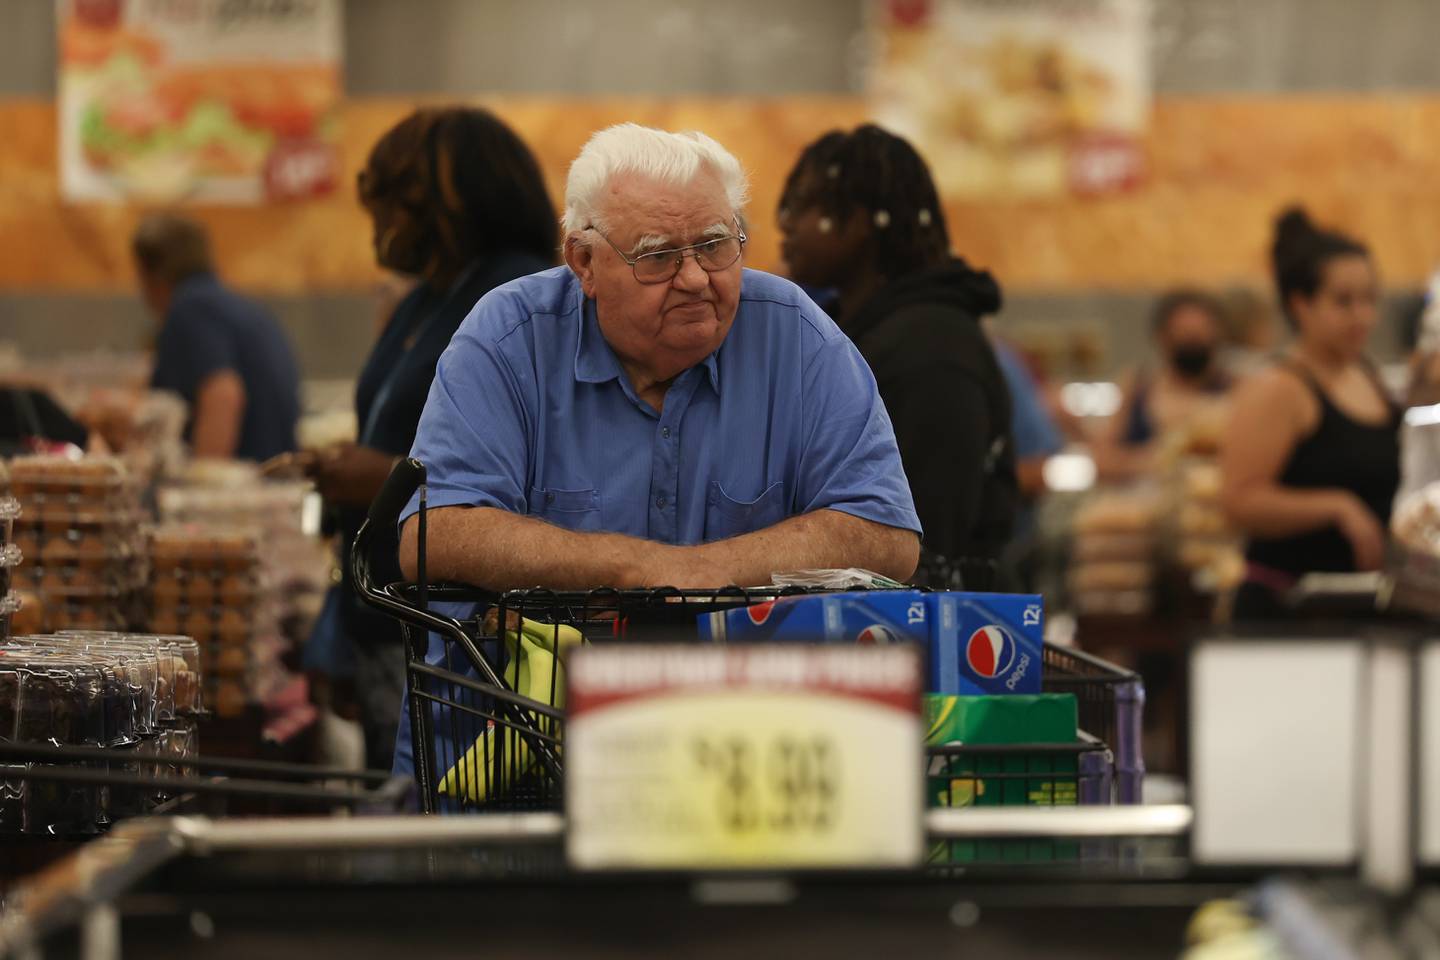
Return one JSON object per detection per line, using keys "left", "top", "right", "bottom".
{"left": 566, "top": 644, "right": 923, "bottom": 870}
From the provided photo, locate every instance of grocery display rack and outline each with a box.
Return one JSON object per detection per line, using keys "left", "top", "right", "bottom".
{"left": 0, "top": 808, "right": 1218, "bottom": 960}
{"left": 0, "top": 741, "right": 403, "bottom": 811}
{"left": 355, "top": 459, "right": 1147, "bottom": 823}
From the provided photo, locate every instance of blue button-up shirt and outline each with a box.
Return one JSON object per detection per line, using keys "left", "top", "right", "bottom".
{"left": 400, "top": 265, "right": 920, "bottom": 540}
{"left": 391, "top": 266, "right": 920, "bottom": 778}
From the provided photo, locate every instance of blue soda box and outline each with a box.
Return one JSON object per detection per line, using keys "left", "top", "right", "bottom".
{"left": 933, "top": 592, "right": 1043, "bottom": 696}
{"left": 697, "top": 591, "right": 1043, "bottom": 695}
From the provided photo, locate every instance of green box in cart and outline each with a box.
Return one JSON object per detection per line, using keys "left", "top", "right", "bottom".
{"left": 925, "top": 693, "right": 1081, "bottom": 863}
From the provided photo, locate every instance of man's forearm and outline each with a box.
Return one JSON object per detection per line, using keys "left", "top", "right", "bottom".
{"left": 399, "top": 506, "right": 920, "bottom": 591}
{"left": 399, "top": 506, "right": 669, "bottom": 590}
{"left": 191, "top": 371, "right": 245, "bottom": 459}
{"left": 696, "top": 509, "right": 920, "bottom": 585}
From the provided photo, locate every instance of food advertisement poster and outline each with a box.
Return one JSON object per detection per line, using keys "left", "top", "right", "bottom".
{"left": 57, "top": 0, "right": 343, "bottom": 204}
{"left": 869, "top": 0, "right": 1151, "bottom": 198}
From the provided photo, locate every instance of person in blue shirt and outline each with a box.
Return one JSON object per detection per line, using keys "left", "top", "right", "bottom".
{"left": 397, "top": 123, "right": 922, "bottom": 592}
{"left": 134, "top": 214, "right": 300, "bottom": 462}
{"left": 991, "top": 337, "right": 1064, "bottom": 497}
{"left": 390, "top": 124, "right": 921, "bottom": 777}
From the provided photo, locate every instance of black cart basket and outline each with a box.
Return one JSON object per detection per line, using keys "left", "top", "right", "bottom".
{"left": 352, "top": 460, "right": 831, "bottom": 814}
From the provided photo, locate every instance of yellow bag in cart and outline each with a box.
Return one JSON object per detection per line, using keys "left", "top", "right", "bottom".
{"left": 438, "top": 618, "right": 583, "bottom": 803}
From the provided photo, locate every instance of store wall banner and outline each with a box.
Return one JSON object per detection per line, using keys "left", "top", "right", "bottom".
{"left": 57, "top": 0, "right": 343, "bottom": 204}
{"left": 566, "top": 644, "right": 924, "bottom": 870}
{"left": 869, "top": 0, "right": 1151, "bottom": 198}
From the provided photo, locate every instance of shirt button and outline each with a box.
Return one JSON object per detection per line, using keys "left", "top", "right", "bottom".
{"left": 655, "top": 497, "right": 667, "bottom": 510}
{"left": 661, "top": 427, "right": 671, "bottom": 440}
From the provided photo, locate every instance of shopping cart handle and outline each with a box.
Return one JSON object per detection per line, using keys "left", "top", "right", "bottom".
{"left": 370, "top": 457, "right": 427, "bottom": 528}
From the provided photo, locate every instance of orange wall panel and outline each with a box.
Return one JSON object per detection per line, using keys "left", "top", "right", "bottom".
{"left": 2, "top": 95, "right": 1440, "bottom": 295}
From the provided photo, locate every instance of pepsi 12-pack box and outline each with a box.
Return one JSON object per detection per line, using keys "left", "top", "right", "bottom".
{"left": 697, "top": 590, "right": 1043, "bottom": 695}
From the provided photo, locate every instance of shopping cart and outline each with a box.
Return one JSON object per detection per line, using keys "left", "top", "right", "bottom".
{"left": 1041, "top": 645, "right": 1146, "bottom": 804}
{"left": 354, "top": 459, "right": 1144, "bottom": 818}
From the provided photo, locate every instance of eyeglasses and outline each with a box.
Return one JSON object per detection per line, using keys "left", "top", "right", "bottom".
{"left": 589, "top": 224, "right": 747, "bottom": 285}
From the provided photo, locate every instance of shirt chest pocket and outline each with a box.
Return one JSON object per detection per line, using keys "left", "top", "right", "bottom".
{"left": 529, "top": 486, "right": 603, "bottom": 532}
{"left": 704, "top": 480, "right": 787, "bottom": 543}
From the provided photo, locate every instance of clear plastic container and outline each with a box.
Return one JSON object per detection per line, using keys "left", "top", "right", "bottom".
{"left": 0, "top": 496, "right": 19, "bottom": 548}
{"left": 63, "top": 637, "right": 167, "bottom": 730}
{"left": 13, "top": 517, "right": 146, "bottom": 577}
{"left": 151, "top": 606, "right": 253, "bottom": 645}
{"left": 150, "top": 529, "right": 258, "bottom": 575}
{"left": 4, "top": 641, "right": 143, "bottom": 745}
{"left": 0, "top": 543, "right": 19, "bottom": 608}
{"left": 8, "top": 455, "right": 133, "bottom": 508}
{"left": 0, "top": 592, "right": 20, "bottom": 641}
{"left": 0, "top": 651, "right": 112, "bottom": 747}
{"left": 151, "top": 635, "right": 204, "bottom": 715}
{"left": 151, "top": 569, "right": 258, "bottom": 609}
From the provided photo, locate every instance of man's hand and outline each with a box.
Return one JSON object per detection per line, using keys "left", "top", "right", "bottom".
{"left": 307, "top": 442, "right": 399, "bottom": 509}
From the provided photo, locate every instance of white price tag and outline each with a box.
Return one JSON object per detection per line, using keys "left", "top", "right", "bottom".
{"left": 566, "top": 644, "right": 923, "bottom": 870}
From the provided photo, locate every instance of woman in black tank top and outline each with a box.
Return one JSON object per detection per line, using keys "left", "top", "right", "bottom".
{"left": 1221, "top": 209, "right": 1400, "bottom": 619}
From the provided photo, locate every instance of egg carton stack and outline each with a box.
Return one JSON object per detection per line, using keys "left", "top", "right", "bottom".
{"left": 148, "top": 527, "right": 278, "bottom": 718}
{"left": 0, "top": 463, "right": 21, "bottom": 639}
{"left": 7, "top": 456, "right": 147, "bottom": 634}
{"left": 1068, "top": 491, "right": 1162, "bottom": 618}
{"left": 156, "top": 477, "right": 326, "bottom": 708}
{"left": 1168, "top": 460, "right": 1245, "bottom": 595}
{"left": 0, "top": 632, "right": 202, "bottom": 835}
{"left": 156, "top": 477, "right": 324, "bottom": 603}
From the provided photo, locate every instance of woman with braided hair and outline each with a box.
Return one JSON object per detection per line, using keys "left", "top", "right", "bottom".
{"left": 287, "top": 106, "right": 556, "bottom": 767}
{"left": 778, "top": 125, "right": 1016, "bottom": 584}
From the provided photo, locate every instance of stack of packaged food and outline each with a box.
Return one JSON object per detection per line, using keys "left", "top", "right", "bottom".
{"left": 7, "top": 456, "right": 147, "bottom": 633}
{"left": 1067, "top": 490, "right": 1162, "bottom": 618}
{"left": 148, "top": 527, "right": 274, "bottom": 718}
{"left": 0, "top": 631, "right": 203, "bottom": 835}
{"left": 0, "top": 465, "right": 21, "bottom": 638}
{"left": 1168, "top": 460, "right": 1245, "bottom": 597}
{"left": 156, "top": 474, "right": 325, "bottom": 609}
{"left": 155, "top": 470, "right": 326, "bottom": 720}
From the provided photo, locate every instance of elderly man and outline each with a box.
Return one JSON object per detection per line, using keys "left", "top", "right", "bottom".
{"left": 398, "top": 123, "right": 921, "bottom": 589}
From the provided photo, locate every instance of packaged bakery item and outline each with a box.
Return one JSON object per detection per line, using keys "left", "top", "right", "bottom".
{"left": 7, "top": 455, "right": 132, "bottom": 510}
{"left": 7, "top": 639, "right": 147, "bottom": 743}
{"left": 0, "top": 651, "right": 109, "bottom": 835}
{"left": 148, "top": 635, "right": 203, "bottom": 715}
{"left": 51, "top": 633, "right": 170, "bottom": 729}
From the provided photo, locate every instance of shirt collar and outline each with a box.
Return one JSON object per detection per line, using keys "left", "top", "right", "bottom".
{"left": 573, "top": 293, "right": 723, "bottom": 396}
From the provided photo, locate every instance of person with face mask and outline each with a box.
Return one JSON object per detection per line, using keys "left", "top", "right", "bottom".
{"left": 1097, "top": 289, "right": 1232, "bottom": 480}
{"left": 285, "top": 107, "right": 557, "bottom": 768}
{"left": 1221, "top": 208, "right": 1399, "bottom": 618}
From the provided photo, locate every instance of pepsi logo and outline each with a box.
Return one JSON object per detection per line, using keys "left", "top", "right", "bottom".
{"left": 746, "top": 601, "right": 776, "bottom": 625}
{"left": 856, "top": 624, "right": 899, "bottom": 645}
{"left": 966, "top": 625, "right": 1016, "bottom": 679}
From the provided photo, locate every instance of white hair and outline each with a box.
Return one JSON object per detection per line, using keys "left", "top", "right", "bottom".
{"left": 562, "top": 123, "right": 750, "bottom": 238}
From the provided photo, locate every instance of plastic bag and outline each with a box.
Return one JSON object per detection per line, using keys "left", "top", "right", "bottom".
{"left": 770, "top": 568, "right": 907, "bottom": 590}
{"left": 1392, "top": 480, "right": 1440, "bottom": 556}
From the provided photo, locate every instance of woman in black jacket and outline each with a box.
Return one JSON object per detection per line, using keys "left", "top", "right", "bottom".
{"left": 777, "top": 125, "right": 1016, "bottom": 585}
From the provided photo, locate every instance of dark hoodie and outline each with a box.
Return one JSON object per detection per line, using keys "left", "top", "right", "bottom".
{"left": 842, "top": 258, "right": 1017, "bottom": 575}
